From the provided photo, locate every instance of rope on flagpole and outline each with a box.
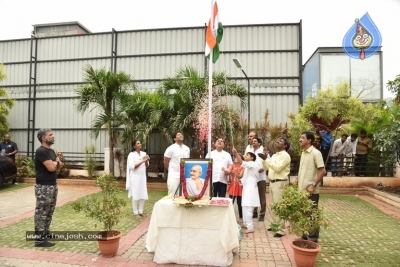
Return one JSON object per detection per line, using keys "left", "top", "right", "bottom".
{"left": 224, "top": 76, "right": 234, "bottom": 147}
{"left": 223, "top": 75, "right": 239, "bottom": 198}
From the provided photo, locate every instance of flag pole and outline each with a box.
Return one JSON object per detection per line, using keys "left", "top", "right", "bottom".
{"left": 207, "top": 56, "right": 212, "bottom": 156}
{"left": 207, "top": 0, "right": 213, "bottom": 156}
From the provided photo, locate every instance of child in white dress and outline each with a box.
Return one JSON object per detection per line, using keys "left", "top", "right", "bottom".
{"left": 232, "top": 147, "right": 260, "bottom": 234}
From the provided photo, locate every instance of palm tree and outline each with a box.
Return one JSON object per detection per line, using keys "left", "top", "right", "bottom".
{"left": 74, "top": 64, "right": 134, "bottom": 176}
{"left": 119, "top": 90, "right": 171, "bottom": 149}
{"left": 120, "top": 66, "right": 248, "bottom": 153}
{"left": 160, "top": 66, "right": 247, "bottom": 147}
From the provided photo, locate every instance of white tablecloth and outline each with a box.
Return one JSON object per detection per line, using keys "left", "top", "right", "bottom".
{"left": 146, "top": 198, "right": 239, "bottom": 266}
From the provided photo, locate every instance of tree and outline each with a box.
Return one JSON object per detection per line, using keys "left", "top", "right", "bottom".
{"left": 74, "top": 65, "right": 135, "bottom": 176}
{"left": 0, "top": 64, "right": 15, "bottom": 136}
{"left": 118, "top": 89, "right": 173, "bottom": 150}
{"left": 301, "top": 82, "right": 378, "bottom": 126}
{"left": 121, "top": 66, "right": 247, "bottom": 153}
{"left": 161, "top": 66, "right": 247, "bottom": 142}
{"left": 373, "top": 103, "right": 400, "bottom": 164}
{"left": 253, "top": 110, "right": 288, "bottom": 155}
{"left": 387, "top": 74, "right": 400, "bottom": 104}
{"left": 287, "top": 112, "right": 314, "bottom": 156}
{"left": 287, "top": 82, "right": 380, "bottom": 155}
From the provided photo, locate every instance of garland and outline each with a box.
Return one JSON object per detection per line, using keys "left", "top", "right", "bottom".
{"left": 180, "top": 160, "right": 212, "bottom": 206}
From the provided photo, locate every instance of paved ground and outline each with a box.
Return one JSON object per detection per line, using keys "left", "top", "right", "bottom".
{"left": 0, "top": 184, "right": 399, "bottom": 267}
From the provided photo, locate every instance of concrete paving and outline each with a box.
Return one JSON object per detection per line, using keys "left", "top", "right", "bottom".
{"left": 0, "top": 184, "right": 399, "bottom": 267}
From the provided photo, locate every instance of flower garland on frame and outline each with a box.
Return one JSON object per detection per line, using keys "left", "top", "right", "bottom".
{"left": 180, "top": 160, "right": 212, "bottom": 208}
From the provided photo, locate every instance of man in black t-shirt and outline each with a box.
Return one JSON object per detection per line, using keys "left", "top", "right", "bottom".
{"left": 34, "top": 128, "right": 63, "bottom": 248}
{"left": 1, "top": 134, "right": 19, "bottom": 184}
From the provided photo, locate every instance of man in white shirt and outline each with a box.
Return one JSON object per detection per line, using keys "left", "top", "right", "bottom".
{"left": 340, "top": 133, "right": 358, "bottom": 175}
{"left": 244, "top": 132, "right": 268, "bottom": 183}
{"left": 248, "top": 137, "right": 267, "bottom": 221}
{"left": 164, "top": 132, "right": 191, "bottom": 196}
{"left": 330, "top": 134, "right": 348, "bottom": 177}
{"left": 244, "top": 131, "right": 258, "bottom": 154}
{"left": 206, "top": 138, "right": 233, "bottom": 197}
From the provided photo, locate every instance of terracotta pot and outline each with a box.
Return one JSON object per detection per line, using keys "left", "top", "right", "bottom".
{"left": 290, "top": 239, "right": 321, "bottom": 267}
{"left": 96, "top": 230, "right": 122, "bottom": 257}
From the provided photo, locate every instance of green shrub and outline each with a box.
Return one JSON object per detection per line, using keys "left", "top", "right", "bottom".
{"left": 84, "top": 145, "right": 98, "bottom": 178}
{"left": 271, "top": 184, "right": 330, "bottom": 236}
{"left": 71, "top": 173, "right": 127, "bottom": 235}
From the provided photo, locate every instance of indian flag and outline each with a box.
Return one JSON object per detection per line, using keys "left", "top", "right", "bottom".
{"left": 205, "top": 0, "right": 223, "bottom": 64}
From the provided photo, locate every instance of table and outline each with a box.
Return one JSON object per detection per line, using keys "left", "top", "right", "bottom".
{"left": 146, "top": 198, "right": 239, "bottom": 266}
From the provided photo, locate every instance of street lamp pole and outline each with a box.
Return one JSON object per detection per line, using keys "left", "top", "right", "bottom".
{"left": 233, "top": 58, "right": 250, "bottom": 133}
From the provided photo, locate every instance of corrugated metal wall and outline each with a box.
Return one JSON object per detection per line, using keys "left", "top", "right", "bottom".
{"left": 0, "top": 23, "right": 302, "bottom": 160}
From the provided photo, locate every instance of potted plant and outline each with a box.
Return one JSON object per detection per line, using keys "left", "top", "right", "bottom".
{"left": 72, "top": 173, "right": 127, "bottom": 257}
{"left": 271, "top": 184, "right": 330, "bottom": 267}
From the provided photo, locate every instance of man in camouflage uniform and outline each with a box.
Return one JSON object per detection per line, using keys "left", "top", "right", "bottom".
{"left": 34, "top": 128, "right": 63, "bottom": 247}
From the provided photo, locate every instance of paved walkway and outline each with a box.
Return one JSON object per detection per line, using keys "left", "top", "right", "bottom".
{"left": 0, "top": 185, "right": 399, "bottom": 267}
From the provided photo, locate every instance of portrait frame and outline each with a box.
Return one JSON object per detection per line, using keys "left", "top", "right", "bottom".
{"left": 180, "top": 158, "right": 213, "bottom": 198}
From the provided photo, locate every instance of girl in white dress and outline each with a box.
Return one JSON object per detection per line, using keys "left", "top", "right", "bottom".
{"left": 126, "top": 140, "right": 150, "bottom": 218}
{"left": 232, "top": 147, "right": 260, "bottom": 234}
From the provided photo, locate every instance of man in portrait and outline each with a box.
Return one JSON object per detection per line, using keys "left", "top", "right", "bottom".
{"left": 186, "top": 165, "right": 205, "bottom": 195}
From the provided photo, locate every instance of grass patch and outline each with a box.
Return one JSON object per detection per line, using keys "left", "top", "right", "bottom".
{"left": 316, "top": 195, "right": 400, "bottom": 266}
{"left": 0, "top": 183, "right": 31, "bottom": 193}
{"left": 0, "top": 190, "right": 166, "bottom": 254}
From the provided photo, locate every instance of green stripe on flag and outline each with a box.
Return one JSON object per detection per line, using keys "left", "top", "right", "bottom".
{"left": 207, "top": 22, "right": 223, "bottom": 64}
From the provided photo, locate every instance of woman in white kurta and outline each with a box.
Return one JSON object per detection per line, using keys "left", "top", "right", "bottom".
{"left": 232, "top": 148, "right": 260, "bottom": 233}
{"left": 126, "top": 140, "right": 150, "bottom": 218}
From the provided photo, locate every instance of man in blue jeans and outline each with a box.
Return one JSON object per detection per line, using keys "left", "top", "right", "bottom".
{"left": 319, "top": 125, "right": 333, "bottom": 170}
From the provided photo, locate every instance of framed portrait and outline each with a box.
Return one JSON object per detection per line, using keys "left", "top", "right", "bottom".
{"left": 180, "top": 159, "right": 212, "bottom": 198}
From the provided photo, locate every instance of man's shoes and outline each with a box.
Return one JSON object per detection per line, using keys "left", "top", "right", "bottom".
{"left": 258, "top": 216, "right": 264, "bottom": 222}
{"left": 34, "top": 241, "right": 55, "bottom": 247}
{"left": 267, "top": 228, "right": 272, "bottom": 231}
{"left": 252, "top": 213, "right": 258, "bottom": 218}
{"left": 273, "top": 233, "right": 284, "bottom": 238}
{"left": 13, "top": 182, "right": 18, "bottom": 185}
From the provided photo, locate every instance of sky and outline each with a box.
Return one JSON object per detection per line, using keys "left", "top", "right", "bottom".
{"left": 1, "top": 0, "right": 399, "bottom": 98}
